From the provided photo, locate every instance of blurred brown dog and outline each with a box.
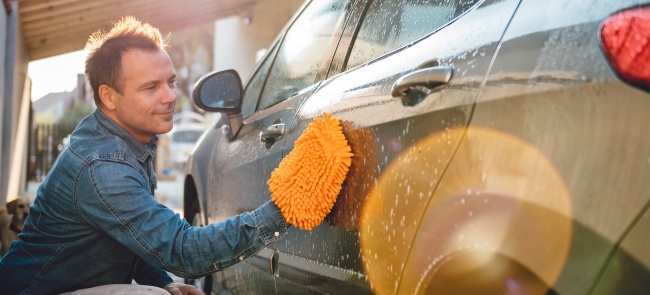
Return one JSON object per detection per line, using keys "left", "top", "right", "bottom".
{"left": 1, "top": 198, "right": 30, "bottom": 256}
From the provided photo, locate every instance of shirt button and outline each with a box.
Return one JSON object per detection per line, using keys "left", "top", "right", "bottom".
{"left": 274, "top": 231, "right": 280, "bottom": 237}
{"left": 239, "top": 255, "right": 244, "bottom": 261}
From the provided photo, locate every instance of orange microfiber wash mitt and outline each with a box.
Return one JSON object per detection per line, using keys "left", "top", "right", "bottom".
{"left": 268, "top": 112, "right": 354, "bottom": 230}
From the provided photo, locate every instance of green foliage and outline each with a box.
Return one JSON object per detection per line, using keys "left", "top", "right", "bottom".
{"left": 57, "top": 101, "right": 95, "bottom": 126}
{"left": 34, "top": 111, "right": 57, "bottom": 125}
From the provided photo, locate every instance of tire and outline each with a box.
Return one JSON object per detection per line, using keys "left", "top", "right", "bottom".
{"left": 184, "top": 202, "right": 213, "bottom": 294}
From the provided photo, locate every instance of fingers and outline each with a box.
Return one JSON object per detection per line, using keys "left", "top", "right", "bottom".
{"left": 163, "top": 284, "right": 205, "bottom": 295}
{"left": 164, "top": 286, "right": 182, "bottom": 295}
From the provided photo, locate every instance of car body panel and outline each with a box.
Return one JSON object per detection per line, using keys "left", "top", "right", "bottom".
{"left": 592, "top": 203, "right": 650, "bottom": 294}
{"left": 424, "top": 0, "right": 650, "bottom": 294}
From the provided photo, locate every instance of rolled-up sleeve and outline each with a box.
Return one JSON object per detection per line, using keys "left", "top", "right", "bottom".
{"left": 77, "top": 160, "right": 288, "bottom": 279}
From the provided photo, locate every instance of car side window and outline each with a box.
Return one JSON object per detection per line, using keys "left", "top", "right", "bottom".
{"left": 257, "top": 0, "right": 349, "bottom": 111}
{"left": 242, "top": 45, "right": 278, "bottom": 118}
{"left": 346, "top": 0, "right": 480, "bottom": 70}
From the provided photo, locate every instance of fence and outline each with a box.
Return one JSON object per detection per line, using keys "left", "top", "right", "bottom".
{"left": 27, "top": 123, "right": 76, "bottom": 182}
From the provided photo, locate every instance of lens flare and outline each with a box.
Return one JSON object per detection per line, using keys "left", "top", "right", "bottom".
{"left": 360, "top": 126, "right": 572, "bottom": 295}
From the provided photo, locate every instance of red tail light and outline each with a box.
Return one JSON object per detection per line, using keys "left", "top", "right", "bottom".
{"left": 600, "top": 6, "right": 650, "bottom": 91}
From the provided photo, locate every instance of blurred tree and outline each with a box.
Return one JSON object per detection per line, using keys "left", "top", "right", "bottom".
{"left": 167, "top": 23, "right": 214, "bottom": 114}
{"left": 57, "top": 101, "right": 94, "bottom": 126}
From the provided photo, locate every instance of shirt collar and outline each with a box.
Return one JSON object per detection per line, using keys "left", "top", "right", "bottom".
{"left": 93, "top": 109, "right": 158, "bottom": 163}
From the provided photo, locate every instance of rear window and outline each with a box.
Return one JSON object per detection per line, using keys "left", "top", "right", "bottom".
{"left": 172, "top": 131, "right": 203, "bottom": 143}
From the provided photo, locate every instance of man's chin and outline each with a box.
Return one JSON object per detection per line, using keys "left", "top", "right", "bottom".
{"left": 161, "top": 127, "right": 174, "bottom": 134}
{"left": 159, "top": 122, "right": 174, "bottom": 134}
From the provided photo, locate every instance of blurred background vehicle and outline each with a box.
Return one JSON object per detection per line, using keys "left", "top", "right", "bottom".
{"left": 184, "top": 0, "right": 650, "bottom": 294}
{"left": 168, "top": 112, "right": 209, "bottom": 171}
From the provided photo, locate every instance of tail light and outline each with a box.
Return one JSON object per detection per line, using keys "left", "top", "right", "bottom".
{"left": 600, "top": 6, "right": 650, "bottom": 91}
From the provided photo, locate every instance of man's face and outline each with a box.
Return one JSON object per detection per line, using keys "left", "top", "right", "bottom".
{"left": 111, "top": 48, "right": 177, "bottom": 144}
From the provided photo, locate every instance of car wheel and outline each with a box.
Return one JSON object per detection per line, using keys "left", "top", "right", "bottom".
{"left": 184, "top": 203, "right": 213, "bottom": 294}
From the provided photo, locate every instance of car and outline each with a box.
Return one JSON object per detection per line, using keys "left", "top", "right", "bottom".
{"left": 167, "top": 112, "right": 209, "bottom": 170}
{"left": 183, "top": 0, "right": 650, "bottom": 294}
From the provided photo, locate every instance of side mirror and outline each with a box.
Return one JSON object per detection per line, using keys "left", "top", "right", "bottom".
{"left": 192, "top": 69, "right": 243, "bottom": 115}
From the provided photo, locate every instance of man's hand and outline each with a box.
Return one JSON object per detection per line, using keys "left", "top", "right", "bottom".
{"left": 163, "top": 283, "right": 205, "bottom": 295}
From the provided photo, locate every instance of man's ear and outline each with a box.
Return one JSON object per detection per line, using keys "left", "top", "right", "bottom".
{"left": 98, "top": 85, "right": 117, "bottom": 111}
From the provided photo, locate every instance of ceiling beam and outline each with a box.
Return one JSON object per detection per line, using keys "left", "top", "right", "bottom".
{"left": 28, "top": 41, "right": 85, "bottom": 61}
{"left": 24, "top": 0, "right": 252, "bottom": 36}
{"left": 25, "top": 3, "right": 251, "bottom": 48}
{"left": 21, "top": 0, "right": 252, "bottom": 30}
{"left": 21, "top": 0, "right": 259, "bottom": 60}
{"left": 18, "top": 0, "right": 86, "bottom": 14}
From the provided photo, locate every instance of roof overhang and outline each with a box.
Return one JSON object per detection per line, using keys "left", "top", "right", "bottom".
{"left": 19, "top": 0, "right": 256, "bottom": 61}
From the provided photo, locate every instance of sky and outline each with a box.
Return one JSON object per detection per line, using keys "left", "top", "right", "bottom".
{"left": 28, "top": 50, "right": 86, "bottom": 102}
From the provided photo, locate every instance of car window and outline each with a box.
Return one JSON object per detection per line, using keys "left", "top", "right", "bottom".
{"left": 346, "top": 0, "right": 480, "bottom": 70}
{"left": 242, "top": 45, "right": 278, "bottom": 118}
{"left": 171, "top": 130, "right": 203, "bottom": 143}
{"left": 257, "top": 0, "right": 349, "bottom": 111}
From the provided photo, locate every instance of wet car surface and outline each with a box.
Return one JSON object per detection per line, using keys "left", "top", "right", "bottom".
{"left": 183, "top": 0, "right": 650, "bottom": 294}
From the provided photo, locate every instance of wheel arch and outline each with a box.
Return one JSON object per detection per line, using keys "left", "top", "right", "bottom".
{"left": 183, "top": 174, "right": 205, "bottom": 224}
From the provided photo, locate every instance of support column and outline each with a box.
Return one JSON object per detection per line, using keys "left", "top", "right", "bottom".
{"left": 2, "top": 0, "right": 30, "bottom": 204}
{"left": 0, "top": 0, "right": 11, "bottom": 206}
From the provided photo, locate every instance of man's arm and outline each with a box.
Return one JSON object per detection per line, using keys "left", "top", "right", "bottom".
{"left": 77, "top": 160, "right": 288, "bottom": 278}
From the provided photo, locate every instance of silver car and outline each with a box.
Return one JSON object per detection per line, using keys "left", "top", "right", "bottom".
{"left": 184, "top": 0, "right": 650, "bottom": 294}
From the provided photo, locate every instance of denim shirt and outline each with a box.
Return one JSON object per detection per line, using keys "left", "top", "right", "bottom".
{"left": 0, "top": 110, "right": 288, "bottom": 294}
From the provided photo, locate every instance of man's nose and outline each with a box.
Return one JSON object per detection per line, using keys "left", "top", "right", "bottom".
{"left": 163, "top": 90, "right": 177, "bottom": 106}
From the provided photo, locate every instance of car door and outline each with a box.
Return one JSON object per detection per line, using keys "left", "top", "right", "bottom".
{"left": 273, "top": 0, "right": 522, "bottom": 294}
{"left": 203, "top": 1, "right": 353, "bottom": 294}
{"left": 419, "top": 0, "right": 650, "bottom": 294}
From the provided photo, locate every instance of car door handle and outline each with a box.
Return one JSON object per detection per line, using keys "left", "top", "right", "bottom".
{"left": 260, "top": 123, "right": 286, "bottom": 144}
{"left": 391, "top": 66, "right": 453, "bottom": 98}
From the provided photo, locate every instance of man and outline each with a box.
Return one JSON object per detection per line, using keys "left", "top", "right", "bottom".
{"left": 0, "top": 16, "right": 288, "bottom": 294}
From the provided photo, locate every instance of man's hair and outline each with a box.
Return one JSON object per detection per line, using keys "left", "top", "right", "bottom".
{"left": 84, "top": 16, "right": 168, "bottom": 108}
